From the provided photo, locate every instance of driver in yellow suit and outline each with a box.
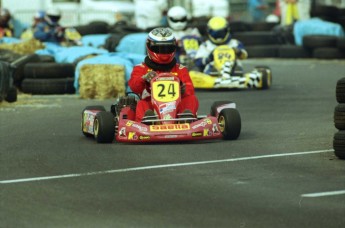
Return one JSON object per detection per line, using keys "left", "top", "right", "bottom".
{"left": 194, "top": 17, "right": 247, "bottom": 77}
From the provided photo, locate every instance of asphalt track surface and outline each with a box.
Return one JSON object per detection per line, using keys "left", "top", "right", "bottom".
{"left": 1, "top": 59, "right": 344, "bottom": 228}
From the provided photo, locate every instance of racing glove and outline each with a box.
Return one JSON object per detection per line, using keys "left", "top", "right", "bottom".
{"left": 142, "top": 71, "right": 157, "bottom": 83}
{"left": 234, "top": 48, "right": 247, "bottom": 59}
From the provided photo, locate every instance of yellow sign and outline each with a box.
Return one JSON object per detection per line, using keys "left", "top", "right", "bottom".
{"left": 152, "top": 80, "right": 180, "bottom": 102}
{"left": 150, "top": 124, "right": 189, "bottom": 131}
{"left": 213, "top": 45, "right": 236, "bottom": 71}
{"left": 182, "top": 38, "right": 199, "bottom": 51}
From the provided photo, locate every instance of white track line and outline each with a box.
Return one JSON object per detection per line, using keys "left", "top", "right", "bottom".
{"left": 0, "top": 149, "right": 333, "bottom": 184}
{"left": 301, "top": 190, "right": 345, "bottom": 198}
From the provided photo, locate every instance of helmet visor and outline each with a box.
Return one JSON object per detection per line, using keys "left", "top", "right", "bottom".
{"left": 208, "top": 28, "right": 228, "bottom": 40}
{"left": 169, "top": 16, "right": 187, "bottom": 23}
{"left": 147, "top": 41, "right": 176, "bottom": 54}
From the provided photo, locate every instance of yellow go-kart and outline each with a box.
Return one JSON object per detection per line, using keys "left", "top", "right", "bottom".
{"left": 190, "top": 45, "right": 272, "bottom": 90}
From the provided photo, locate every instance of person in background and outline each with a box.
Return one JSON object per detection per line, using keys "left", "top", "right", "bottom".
{"left": 167, "top": 5, "right": 202, "bottom": 65}
{"left": 194, "top": 16, "right": 248, "bottom": 76}
{"left": 128, "top": 27, "right": 199, "bottom": 123}
{"left": 248, "top": 0, "right": 269, "bottom": 22}
{"left": 133, "top": 0, "right": 168, "bottom": 30}
{"left": 279, "top": 0, "right": 311, "bottom": 25}
{"left": 20, "top": 10, "right": 46, "bottom": 40}
{"left": 33, "top": 8, "right": 64, "bottom": 43}
{"left": 0, "top": 8, "right": 14, "bottom": 38}
{"left": 33, "top": 10, "right": 46, "bottom": 28}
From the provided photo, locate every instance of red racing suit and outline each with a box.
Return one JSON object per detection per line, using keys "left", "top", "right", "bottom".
{"left": 129, "top": 62, "right": 199, "bottom": 122}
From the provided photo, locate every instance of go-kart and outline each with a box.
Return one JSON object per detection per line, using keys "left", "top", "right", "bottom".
{"left": 81, "top": 73, "right": 241, "bottom": 143}
{"left": 189, "top": 45, "right": 272, "bottom": 90}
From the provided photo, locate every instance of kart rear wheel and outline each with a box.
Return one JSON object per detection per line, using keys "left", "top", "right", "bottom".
{"left": 218, "top": 108, "right": 241, "bottom": 140}
{"left": 255, "top": 66, "right": 272, "bottom": 90}
{"left": 81, "top": 106, "right": 106, "bottom": 137}
{"left": 94, "top": 111, "right": 115, "bottom": 143}
{"left": 210, "top": 101, "right": 233, "bottom": 116}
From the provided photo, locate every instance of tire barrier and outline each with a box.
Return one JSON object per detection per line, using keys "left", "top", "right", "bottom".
{"left": 21, "top": 63, "right": 76, "bottom": 95}
{"left": 333, "top": 77, "right": 345, "bottom": 160}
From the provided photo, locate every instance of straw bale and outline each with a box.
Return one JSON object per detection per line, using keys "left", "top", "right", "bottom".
{"left": 0, "top": 39, "right": 45, "bottom": 55}
{"left": 79, "top": 64, "right": 126, "bottom": 99}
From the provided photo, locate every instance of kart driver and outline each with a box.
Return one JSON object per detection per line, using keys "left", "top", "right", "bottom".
{"left": 128, "top": 27, "right": 199, "bottom": 123}
{"left": 33, "top": 8, "right": 65, "bottom": 43}
{"left": 167, "top": 6, "right": 202, "bottom": 65}
{"left": 194, "top": 16, "right": 248, "bottom": 79}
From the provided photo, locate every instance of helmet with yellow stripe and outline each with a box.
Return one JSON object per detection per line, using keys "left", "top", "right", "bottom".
{"left": 207, "top": 16, "right": 231, "bottom": 45}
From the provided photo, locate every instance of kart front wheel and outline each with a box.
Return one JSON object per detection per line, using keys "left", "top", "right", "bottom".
{"left": 81, "top": 106, "right": 106, "bottom": 137}
{"left": 94, "top": 111, "right": 115, "bottom": 143}
{"left": 255, "top": 66, "right": 272, "bottom": 90}
{"left": 218, "top": 108, "right": 241, "bottom": 140}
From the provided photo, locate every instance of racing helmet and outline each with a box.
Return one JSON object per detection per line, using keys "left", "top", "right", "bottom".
{"left": 167, "top": 6, "right": 188, "bottom": 31}
{"left": 45, "top": 8, "right": 61, "bottom": 24}
{"left": 207, "top": 16, "right": 231, "bottom": 45}
{"left": 146, "top": 27, "right": 177, "bottom": 64}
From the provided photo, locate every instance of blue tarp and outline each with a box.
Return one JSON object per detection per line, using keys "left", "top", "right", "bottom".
{"left": 54, "top": 46, "right": 108, "bottom": 63}
{"left": 0, "top": 37, "right": 21, "bottom": 44}
{"left": 294, "top": 18, "right": 345, "bottom": 46}
{"left": 81, "top": 34, "right": 110, "bottom": 48}
{"left": 115, "top": 33, "right": 148, "bottom": 55}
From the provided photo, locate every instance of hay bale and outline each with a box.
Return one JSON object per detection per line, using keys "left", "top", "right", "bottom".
{"left": 0, "top": 39, "right": 45, "bottom": 55}
{"left": 79, "top": 64, "right": 126, "bottom": 99}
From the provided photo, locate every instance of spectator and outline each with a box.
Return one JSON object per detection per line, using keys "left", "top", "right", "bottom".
{"left": 0, "top": 8, "right": 14, "bottom": 38}
{"left": 33, "top": 8, "right": 65, "bottom": 43}
{"left": 279, "top": 0, "right": 311, "bottom": 25}
{"left": 248, "top": 0, "right": 269, "bottom": 22}
{"left": 21, "top": 10, "right": 46, "bottom": 40}
{"left": 133, "top": 0, "right": 168, "bottom": 30}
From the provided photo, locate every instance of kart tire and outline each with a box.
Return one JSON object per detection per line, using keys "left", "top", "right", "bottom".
{"left": 21, "top": 78, "right": 75, "bottom": 94}
{"left": 278, "top": 45, "right": 311, "bottom": 58}
{"left": 82, "top": 106, "right": 106, "bottom": 137}
{"left": 94, "top": 111, "right": 115, "bottom": 143}
{"left": 312, "top": 48, "right": 345, "bottom": 59}
{"left": 334, "top": 104, "right": 345, "bottom": 130}
{"left": 23, "top": 63, "right": 75, "bottom": 79}
{"left": 210, "top": 101, "right": 233, "bottom": 117}
{"left": 302, "top": 35, "right": 338, "bottom": 49}
{"left": 218, "top": 108, "right": 241, "bottom": 140}
{"left": 254, "top": 66, "right": 272, "bottom": 90}
{"left": 5, "top": 87, "right": 17, "bottom": 103}
{"left": 336, "top": 77, "right": 345, "bottom": 103}
{"left": 245, "top": 45, "right": 279, "bottom": 58}
{"left": 333, "top": 131, "right": 345, "bottom": 159}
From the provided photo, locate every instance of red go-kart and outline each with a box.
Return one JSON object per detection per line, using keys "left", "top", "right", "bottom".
{"left": 81, "top": 73, "right": 241, "bottom": 143}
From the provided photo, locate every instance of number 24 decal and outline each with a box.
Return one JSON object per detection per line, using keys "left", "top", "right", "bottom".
{"left": 157, "top": 83, "right": 176, "bottom": 97}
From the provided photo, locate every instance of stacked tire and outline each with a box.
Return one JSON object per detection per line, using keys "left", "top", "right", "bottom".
{"left": 303, "top": 35, "right": 345, "bottom": 59}
{"left": 333, "top": 77, "right": 345, "bottom": 159}
{"left": 21, "top": 62, "right": 76, "bottom": 95}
